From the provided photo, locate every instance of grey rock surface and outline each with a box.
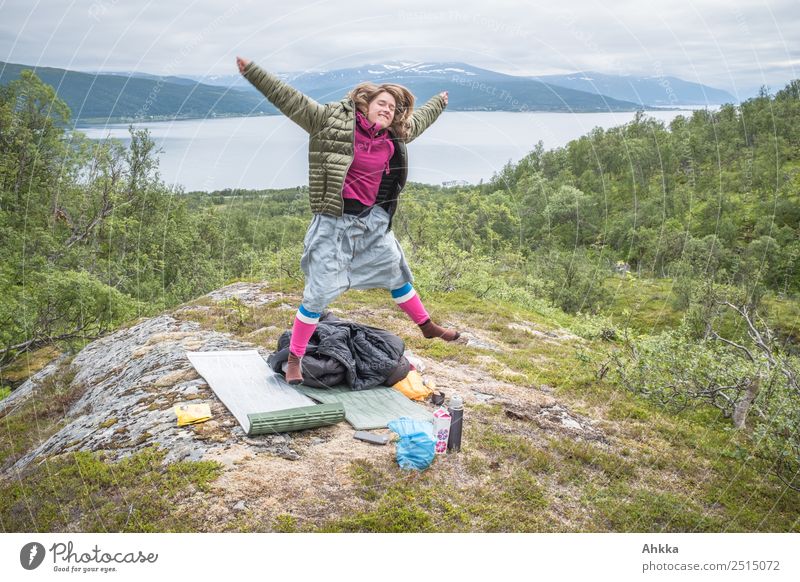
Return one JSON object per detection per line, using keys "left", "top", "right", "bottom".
{"left": 2, "top": 283, "right": 298, "bottom": 478}
{"left": 0, "top": 353, "right": 71, "bottom": 417}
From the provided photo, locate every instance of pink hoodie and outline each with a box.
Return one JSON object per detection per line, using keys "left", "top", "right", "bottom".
{"left": 341, "top": 110, "right": 395, "bottom": 207}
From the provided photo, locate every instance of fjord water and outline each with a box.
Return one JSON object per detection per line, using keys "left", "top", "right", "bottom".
{"left": 79, "top": 110, "right": 697, "bottom": 192}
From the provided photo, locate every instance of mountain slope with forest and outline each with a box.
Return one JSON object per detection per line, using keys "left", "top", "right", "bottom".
{"left": 0, "top": 60, "right": 270, "bottom": 122}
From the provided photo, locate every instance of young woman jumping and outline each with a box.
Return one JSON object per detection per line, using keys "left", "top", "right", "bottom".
{"left": 236, "top": 56, "right": 460, "bottom": 384}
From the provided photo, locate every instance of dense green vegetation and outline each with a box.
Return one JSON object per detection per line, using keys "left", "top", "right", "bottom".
{"left": 1, "top": 71, "right": 799, "bottom": 528}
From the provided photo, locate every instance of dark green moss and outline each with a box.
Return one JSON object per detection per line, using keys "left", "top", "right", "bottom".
{"left": 0, "top": 447, "right": 222, "bottom": 532}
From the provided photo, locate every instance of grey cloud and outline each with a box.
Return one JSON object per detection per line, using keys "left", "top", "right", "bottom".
{"left": 0, "top": 0, "right": 797, "bottom": 93}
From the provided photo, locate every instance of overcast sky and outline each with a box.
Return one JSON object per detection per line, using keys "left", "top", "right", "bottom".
{"left": 1, "top": 0, "right": 798, "bottom": 98}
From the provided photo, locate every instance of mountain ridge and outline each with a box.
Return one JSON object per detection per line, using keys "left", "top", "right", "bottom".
{"left": 1, "top": 59, "right": 737, "bottom": 125}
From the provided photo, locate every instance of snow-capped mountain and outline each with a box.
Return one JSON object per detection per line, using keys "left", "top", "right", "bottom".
{"left": 192, "top": 61, "right": 735, "bottom": 108}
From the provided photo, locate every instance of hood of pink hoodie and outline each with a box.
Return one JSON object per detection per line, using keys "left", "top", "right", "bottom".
{"left": 356, "top": 110, "right": 389, "bottom": 149}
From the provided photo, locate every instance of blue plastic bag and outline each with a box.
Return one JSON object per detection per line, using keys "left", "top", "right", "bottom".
{"left": 387, "top": 417, "right": 436, "bottom": 471}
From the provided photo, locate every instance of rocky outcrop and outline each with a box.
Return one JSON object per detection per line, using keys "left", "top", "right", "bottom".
{"left": 3, "top": 286, "right": 302, "bottom": 478}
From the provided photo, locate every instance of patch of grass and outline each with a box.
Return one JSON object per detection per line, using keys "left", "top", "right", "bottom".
{"left": 493, "top": 325, "right": 535, "bottom": 347}
{"left": 497, "top": 342, "right": 604, "bottom": 393}
{"left": 479, "top": 428, "right": 554, "bottom": 474}
{"left": 551, "top": 362, "right": 670, "bottom": 423}
{"left": 601, "top": 275, "right": 681, "bottom": 335}
{"left": 0, "top": 359, "right": 81, "bottom": 467}
{"left": 322, "top": 485, "right": 437, "bottom": 533}
{"left": 404, "top": 337, "right": 465, "bottom": 361}
{"left": 696, "top": 452, "right": 800, "bottom": 532}
{"left": 468, "top": 480, "right": 551, "bottom": 532}
{"left": 503, "top": 469, "right": 548, "bottom": 508}
{"left": 550, "top": 438, "right": 637, "bottom": 482}
{"left": 426, "top": 290, "right": 518, "bottom": 321}
{"left": 649, "top": 408, "right": 734, "bottom": 453}
{"left": 0, "top": 346, "right": 63, "bottom": 386}
{"left": 0, "top": 446, "right": 222, "bottom": 532}
{"left": 272, "top": 514, "right": 299, "bottom": 533}
{"left": 463, "top": 452, "right": 490, "bottom": 476}
{"left": 591, "top": 484, "right": 725, "bottom": 532}
{"left": 762, "top": 293, "right": 800, "bottom": 345}
{"left": 599, "top": 274, "right": 800, "bottom": 346}
{"left": 348, "top": 459, "right": 387, "bottom": 502}
{"left": 606, "top": 397, "right": 653, "bottom": 422}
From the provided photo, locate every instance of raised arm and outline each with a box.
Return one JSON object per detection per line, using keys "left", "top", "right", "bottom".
{"left": 237, "top": 57, "right": 326, "bottom": 134}
{"left": 405, "top": 91, "right": 448, "bottom": 144}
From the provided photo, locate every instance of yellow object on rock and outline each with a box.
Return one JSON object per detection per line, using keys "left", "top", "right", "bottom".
{"left": 392, "top": 370, "right": 433, "bottom": 401}
{"left": 174, "top": 403, "right": 213, "bottom": 426}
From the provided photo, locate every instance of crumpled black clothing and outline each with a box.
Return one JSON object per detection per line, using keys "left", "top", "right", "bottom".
{"left": 267, "top": 313, "right": 410, "bottom": 391}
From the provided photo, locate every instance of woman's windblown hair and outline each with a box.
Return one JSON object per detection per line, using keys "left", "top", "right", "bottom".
{"left": 348, "top": 82, "right": 415, "bottom": 140}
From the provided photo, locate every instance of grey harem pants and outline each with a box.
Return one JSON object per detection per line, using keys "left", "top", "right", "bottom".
{"left": 299, "top": 205, "right": 414, "bottom": 314}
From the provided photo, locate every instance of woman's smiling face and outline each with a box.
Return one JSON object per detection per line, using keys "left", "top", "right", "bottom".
{"left": 367, "top": 91, "right": 396, "bottom": 128}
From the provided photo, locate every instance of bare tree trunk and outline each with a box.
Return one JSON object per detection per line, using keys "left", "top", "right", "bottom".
{"left": 732, "top": 375, "right": 760, "bottom": 429}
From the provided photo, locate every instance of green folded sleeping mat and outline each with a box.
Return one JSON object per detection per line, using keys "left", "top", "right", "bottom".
{"left": 186, "top": 350, "right": 344, "bottom": 435}
{"left": 247, "top": 402, "right": 345, "bottom": 435}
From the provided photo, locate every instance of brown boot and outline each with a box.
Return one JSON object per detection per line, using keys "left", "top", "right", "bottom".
{"left": 419, "top": 318, "right": 460, "bottom": 341}
{"left": 286, "top": 352, "right": 303, "bottom": 385}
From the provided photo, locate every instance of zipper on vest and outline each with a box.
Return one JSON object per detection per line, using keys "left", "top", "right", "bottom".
{"left": 339, "top": 102, "right": 357, "bottom": 214}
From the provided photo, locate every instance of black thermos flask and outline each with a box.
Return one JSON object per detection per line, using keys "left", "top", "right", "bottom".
{"left": 447, "top": 394, "right": 463, "bottom": 453}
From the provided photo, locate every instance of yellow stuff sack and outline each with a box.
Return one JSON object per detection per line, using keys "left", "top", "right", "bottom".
{"left": 392, "top": 370, "right": 433, "bottom": 401}
{"left": 174, "top": 403, "right": 212, "bottom": 426}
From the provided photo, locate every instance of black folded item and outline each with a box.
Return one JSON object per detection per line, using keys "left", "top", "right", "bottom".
{"left": 342, "top": 198, "right": 374, "bottom": 216}
{"left": 267, "top": 312, "right": 410, "bottom": 391}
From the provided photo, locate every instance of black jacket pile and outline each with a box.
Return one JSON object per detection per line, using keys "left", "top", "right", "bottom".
{"left": 267, "top": 313, "right": 410, "bottom": 390}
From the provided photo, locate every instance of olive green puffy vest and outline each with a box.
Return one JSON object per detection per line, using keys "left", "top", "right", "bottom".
{"left": 243, "top": 62, "right": 446, "bottom": 218}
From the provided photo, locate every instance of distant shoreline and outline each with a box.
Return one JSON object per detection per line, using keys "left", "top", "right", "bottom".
{"left": 72, "top": 106, "right": 708, "bottom": 129}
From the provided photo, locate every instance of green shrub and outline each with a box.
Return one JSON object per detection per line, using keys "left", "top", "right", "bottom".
{"left": 612, "top": 321, "right": 800, "bottom": 490}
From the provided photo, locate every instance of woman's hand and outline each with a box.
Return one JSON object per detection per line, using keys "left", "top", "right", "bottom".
{"left": 439, "top": 91, "right": 448, "bottom": 106}
{"left": 236, "top": 56, "right": 251, "bottom": 75}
